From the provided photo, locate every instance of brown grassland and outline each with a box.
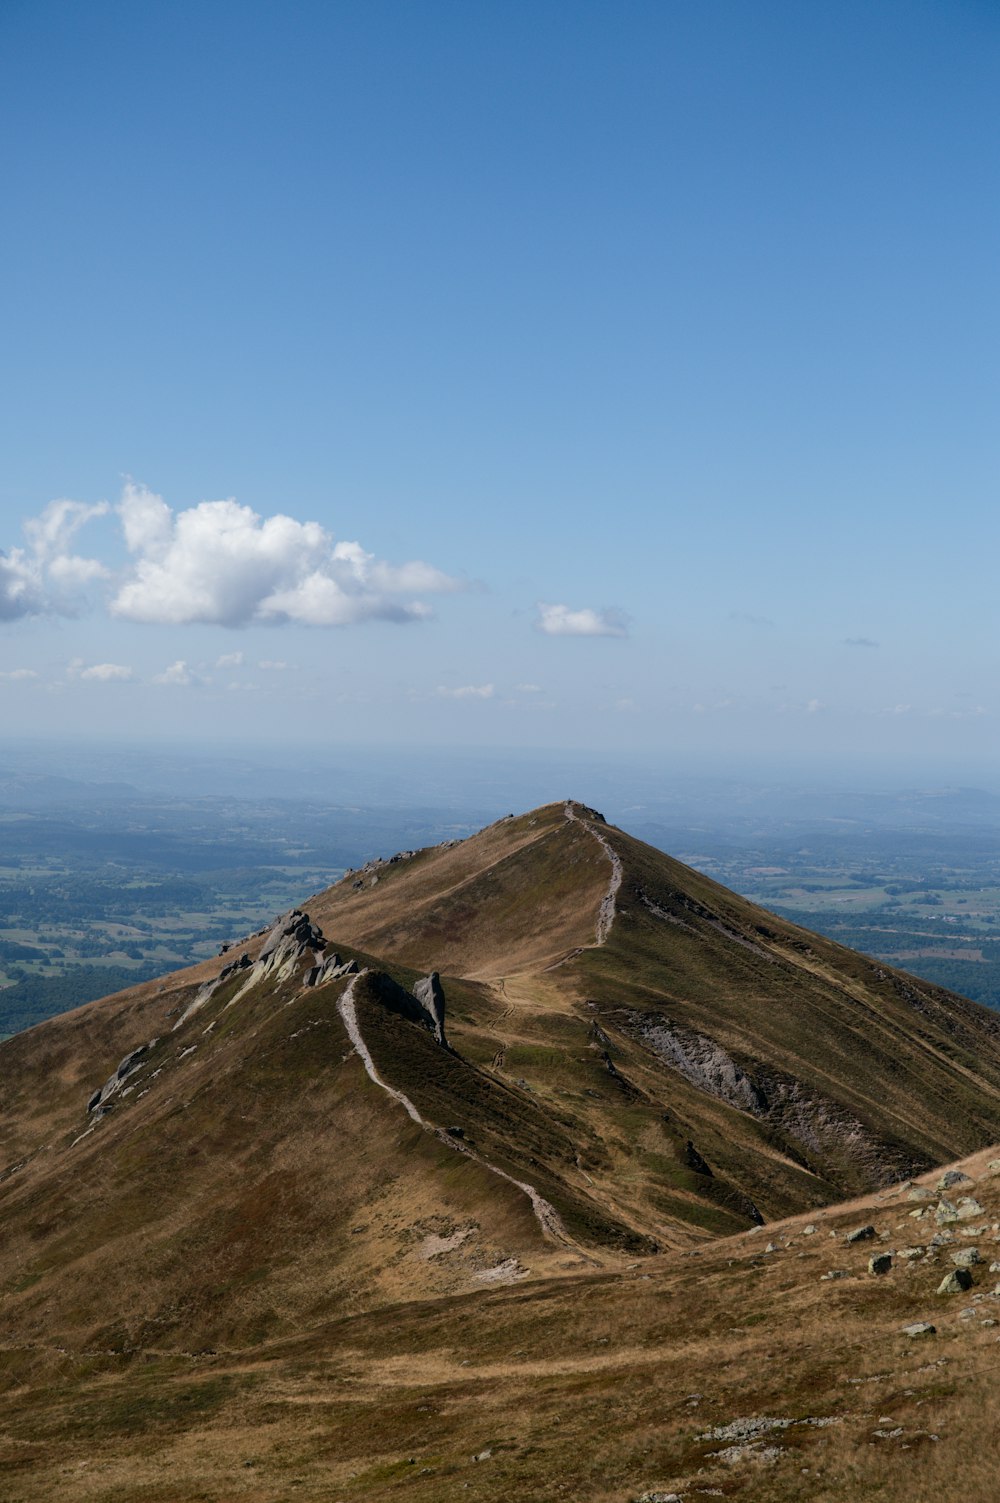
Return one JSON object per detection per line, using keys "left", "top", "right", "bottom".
{"left": 2, "top": 803, "right": 1000, "bottom": 1500}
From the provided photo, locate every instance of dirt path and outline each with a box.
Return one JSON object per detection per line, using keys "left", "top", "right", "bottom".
{"left": 337, "top": 973, "right": 569, "bottom": 1246}
{"left": 563, "top": 802, "right": 623, "bottom": 945}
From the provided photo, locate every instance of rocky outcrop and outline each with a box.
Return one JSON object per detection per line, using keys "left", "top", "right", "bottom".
{"left": 412, "top": 971, "right": 447, "bottom": 1045}
{"left": 87, "top": 1042, "right": 154, "bottom": 1114}
{"left": 304, "top": 954, "right": 358, "bottom": 987}
{"left": 365, "top": 970, "right": 449, "bottom": 1047}
{"left": 174, "top": 910, "right": 331, "bottom": 1028}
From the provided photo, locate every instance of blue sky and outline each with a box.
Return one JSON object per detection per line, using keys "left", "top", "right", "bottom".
{"left": 1, "top": 0, "right": 998, "bottom": 769}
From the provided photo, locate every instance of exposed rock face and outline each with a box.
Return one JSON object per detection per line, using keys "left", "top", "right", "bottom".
{"left": 367, "top": 970, "right": 449, "bottom": 1048}
{"left": 304, "top": 954, "right": 358, "bottom": 987}
{"left": 87, "top": 1043, "right": 152, "bottom": 1113}
{"left": 175, "top": 910, "right": 330, "bottom": 1028}
{"left": 937, "top": 1268, "right": 973, "bottom": 1294}
{"left": 412, "top": 971, "right": 447, "bottom": 1045}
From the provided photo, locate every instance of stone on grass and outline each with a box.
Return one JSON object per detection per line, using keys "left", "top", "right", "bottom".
{"left": 937, "top": 1268, "right": 974, "bottom": 1295}
{"left": 869, "top": 1253, "right": 893, "bottom": 1276}
{"left": 951, "top": 1248, "right": 982, "bottom": 1268}
{"left": 901, "top": 1321, "right": 935, "bottom": 1337}
{"left": 937, "top": 1169, "right": 973, "bottom": 1191}
{"left": 845, "top": 1224, "right": 876, "bottom": 1244}
{"left": 956, "top": 1197, "right": 985, "bottom": 1220}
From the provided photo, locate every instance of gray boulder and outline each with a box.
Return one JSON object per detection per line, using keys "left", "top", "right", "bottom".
{"left": 937, "top": 1268, "right": 974, "bottom": 1294}
{"left": 901, "top": 1322, "right": 935, "bottom": 1337}
{"left": 868, "top": 1253, "right": 893, "bottom": 1276}
{"left": 950, "top": 1248, "right": 982, "bottom": 1268}
{"left": 937, "top": 1169, "right": 973, "bottom": 1191}
{"left": 845, "top": 1225, "right": 876, "bottom": 1244}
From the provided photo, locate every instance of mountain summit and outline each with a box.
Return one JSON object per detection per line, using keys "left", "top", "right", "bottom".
{"left": 3, "top": 799, "right": 1000, "bottom": 1363}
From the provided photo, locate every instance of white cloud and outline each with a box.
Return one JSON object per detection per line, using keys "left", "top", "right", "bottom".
{"left": 257, "top": 659, "right": 288, "bottom": 670}
{"left": 516, "top": 682, "right": 542, "bottom": 693}
{"left": 0, "top": 667, "right": 38, "bottom": 680}
{"left": 0, "top": 499, "right": 108, "bottom": 620}
{"left": 111, "top": 485, "right": 460, "bottom": 627}
{"left": 153, "top": 659, "right": 194, "bottom": 686}
{"left": 536, "top": 602, "right": 628, "bottom": 638}
{"left": 77, "top": 662, "right": 134, "bottom": 682}
{"left": 437, "top": 683, "right": 495, "bottom": 699}
{"left": 805, "top": 698, "right": 822, "bottom": 714}
{"left": 216, "top": 650, "right": 244, "bottom": 668}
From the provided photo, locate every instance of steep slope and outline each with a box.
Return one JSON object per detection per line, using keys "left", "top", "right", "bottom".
{"left": 4, "top": 799, "right": 1000, "bottom": 1369}
{"left": 308, "top": 800, "right": 1000, "bottom": 1225}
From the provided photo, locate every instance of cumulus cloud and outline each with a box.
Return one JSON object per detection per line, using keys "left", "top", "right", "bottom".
{"left": 110, "top": 485, "right": 459, "bottom": 627}
{"left": 436, "top": 683, "right": 495, "bottom": 699}
{"left": 0, "top": 499, "right": 108, "bottom": 619}
{"left": 153, "top": 659, "right": 194, "bottom": 686}
{"left": 516, "top": 682, "right": 542, "bottom": 693}
{"left": 0, "top": 667, "right": 38, "bottom": 680}
{"left": 844, "top": 636, "right": 879, "bottom": 648}
{"left": 0, "top": 484, "right": 462, "bottom": 631}
{"left": 76, "top": 662, "right": 134, "bottom": 682}
{"left": 536, "top": 603, "right": 628, "bottom": 638}
{"left": 216, "top": 650, "right": 244, "bottom": 668}
{"left": 257, "top": 659, "right": 288, "bottom": 671}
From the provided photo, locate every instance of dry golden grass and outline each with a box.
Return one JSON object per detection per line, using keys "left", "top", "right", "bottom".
{"left": 5, "top": 1150, "right": 1000, "bottom": 1501}
{"left": 6, "top": 803, "right": 1000, "bottom": 1499}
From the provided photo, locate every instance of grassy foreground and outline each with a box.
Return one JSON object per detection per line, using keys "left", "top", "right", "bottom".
{"left": 4, "top": 1148, "right": 1000, "bottom": 1502}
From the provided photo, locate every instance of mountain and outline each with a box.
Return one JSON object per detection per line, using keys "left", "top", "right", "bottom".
{"left": 3, "top": 800, "right": 1000, "bottom": 1500}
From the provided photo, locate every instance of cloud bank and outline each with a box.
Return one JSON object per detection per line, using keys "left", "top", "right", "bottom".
{"left": 536, "top": 602, "right": 628, "bottom": 638}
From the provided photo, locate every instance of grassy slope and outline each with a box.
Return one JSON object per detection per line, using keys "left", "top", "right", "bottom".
{"left": 5, "top": 802, "right": 1000, "bottom": 1497}
{"left": 4, "top": 1146, "right": 1000, "bottom": 1502}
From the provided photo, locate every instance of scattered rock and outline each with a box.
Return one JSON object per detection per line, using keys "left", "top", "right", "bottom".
{"left": 956, "top": 1197, "right": 985, "bottom": 1220}
{"left": 935, "top": 1200, "right": 959, "bottom": 1225}
{"left": 869, "top": 1253, "right": 893, "bottom": 1276}
{"left": 698, "top": 1417, "right": 792, "bottom": 1443}
{"left": 901, "top": 1322, "right": 936, "bottom": 1337}
{"left": 897, "top": 1247, "right": 925, "bottom": 1261}
{"left": 846, "top": 1225, "right": 876, "bottom": 1244}
{"left": 821, "top": 1270, "right": 851, "bottom": 1281}
{"left": 938, "top": 1170, "right": 973, "bottom": 1191}
{"left": 951, "top": 1248, "right": 982, "bottom": 1269}
{"left": 907, "top": 1187, "right": 935, "bottom": 1202}
{"left": 937, "top": 1268, "right": 974, "bottom": 1295}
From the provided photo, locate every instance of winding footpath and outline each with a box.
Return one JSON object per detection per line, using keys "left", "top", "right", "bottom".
{"left": 564, "top": 802, "right": 623, "bottom": 945}
{"left": 337, "top": 972, "right": 568, "bottom": 1245}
